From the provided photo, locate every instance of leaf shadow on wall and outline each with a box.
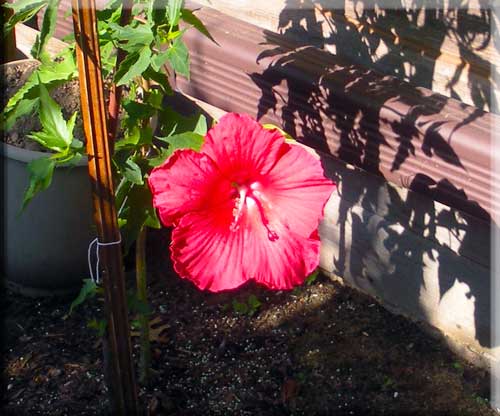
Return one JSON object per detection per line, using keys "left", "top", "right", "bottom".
{"left": 250, "top": 0, "right": 494, "bottom": 348}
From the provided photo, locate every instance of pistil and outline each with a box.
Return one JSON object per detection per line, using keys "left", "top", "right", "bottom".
{"left": 230, "top": 182, "right": 279, "bottom": 241}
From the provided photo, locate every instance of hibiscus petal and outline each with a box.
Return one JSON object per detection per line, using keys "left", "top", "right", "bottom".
{"left": 202, "top": 113, "right": 286, "bottom": 181}
{"left": 148, "top": 149, "right": 232, "bottom": 226}
{"left": 170, "top": 205, "right": 320, "bottom": 292}
{"left": 240, "top": 205, "right": 321, "bottom": 289}
{"left": 170, "top": 207, "right": 248, "bottom": 292}
{"left": 260, "top": 143, "right": 335, "bottom": 237}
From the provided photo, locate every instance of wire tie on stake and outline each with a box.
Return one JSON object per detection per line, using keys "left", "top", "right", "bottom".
{"left": 88, "top": 236, "right": 122, "bottom": 284}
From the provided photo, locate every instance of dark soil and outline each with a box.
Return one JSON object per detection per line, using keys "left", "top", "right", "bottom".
{"left": 1, "top": 230, "right": 495, "bottom": 415}
{"left": 1, "top": 60, "right": 84, "bottom": 151}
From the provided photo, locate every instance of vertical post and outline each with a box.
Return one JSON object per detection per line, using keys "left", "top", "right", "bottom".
{"left": 71, "top": 0, "right": 139, "bottom": 413}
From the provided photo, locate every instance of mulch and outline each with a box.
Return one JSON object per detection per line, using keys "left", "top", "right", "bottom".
{"left": 1, "top": 230, "right": 494, "bottom": 415}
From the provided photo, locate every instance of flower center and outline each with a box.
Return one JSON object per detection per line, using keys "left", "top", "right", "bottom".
{"left": 230, "top": 182, "right": 279, "bottom": 241}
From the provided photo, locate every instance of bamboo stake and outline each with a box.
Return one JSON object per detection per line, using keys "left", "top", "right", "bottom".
{"left": 71, "top": 0, "right": 139, "bottom": 413}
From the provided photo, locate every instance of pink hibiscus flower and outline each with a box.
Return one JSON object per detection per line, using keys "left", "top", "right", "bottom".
{"left": 148, "top": 113, "right": 335, "bottom": 292}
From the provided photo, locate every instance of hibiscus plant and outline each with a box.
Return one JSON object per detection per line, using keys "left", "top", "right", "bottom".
{"left": 3, "top": 0, "right": 335, "bottom": 388}
{"left": 3, "top": 0, "right": 212, "bottom": 384}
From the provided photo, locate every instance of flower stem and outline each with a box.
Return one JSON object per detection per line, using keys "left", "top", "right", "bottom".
{"left": 135, "top": 225, "right": 151, "bottom": 385}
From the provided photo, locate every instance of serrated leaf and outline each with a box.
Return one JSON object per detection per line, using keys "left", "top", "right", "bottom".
{"left": 2, "top": 97, "right": 38, "bottom": 131}
{"left": 181, "top": 8, "right": 217, "bottom": 44}
{"left": 166, "top": 37, "right": 189, "bottom": 77}
{"left": 3, "top": 0, "right": 47, "bottom": 34}
{"left": 31, "top": 0, "right": 59, "bottom": 59}
{"left": 29, "top": 81, "right": 74, "bottom": 151}
{"left": 115, "top": 46, "right": 152, "bottom": 86}
{"left": 67, "top": 279, "right": 98, "bottom": 316}
{"left": 151, "top": 50, "right": 170, "bottom": 72}
{"left": 5, "top": 49, "right": 77, "bottom": 117}
{"left": 22, "top": 157, "right": 56, "bottom": 210}
{"left": 3, "top": 0, "right": 46, "bottom": 12}
{"left": 108, "top": 21, "right": 154, "bottom": 51}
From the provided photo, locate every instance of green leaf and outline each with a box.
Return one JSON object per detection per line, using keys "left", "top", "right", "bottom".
{"left": 123, "top": 101, "right": 156, "bottom": 121}
{"left": 143, "top": 66, "right": 173, "bottom": 95}
{"left": 193, "top": 114, "right": 207, "bottom": 135}
{"left": 70, "top": 138, "right": 84, "bottom": 150}
{"left": 28, "top": 81, "right": 74, "bottom": 151}
{"left": 3, "top": 0, "right": 45, "bottom": 13}
{"left": 108, "top": 21, "right": 154, "bottom": 52}
{"left": 115, "top": 126, "right": 153, "bottom": 151}
{"left": 118, "top": 184, "right": 160, "bottom": 253}
{"left": 4, "top": 49, "right": 77, "bottom": 118}
{"left": 30, "top": 0, "right": 59, "bottom": 59}
{"left": 115, "top": 176, "right": 133, "bottom": 214}
{"left": 151, "top": 50, "right": 170, "bottom": 72}
{"left": 22, "top": 157, "right": 56, "bottom": 210}
{"left": 67, "top": 279, "right": 98, "bottom": 316}
{"left": 181, "top": 8, "right": 217, "bottom": 44}
{"left": 166, "top": 37, "right": 189, "bottom": 77}
{"left": 122, "top": 158, "right": 144, "bottom": 185}
{"left": 98, "top": 39, "right": 117, "bottom": 76}
{"left": 232, "top": 300, "right": 248, "bottom": 315}
{"left": 147, "top": 88, "right": 164, "bottom": 109}
{"left": 3, "top": 0, "right": 47, "bottom": 35}
{"left": 150, "top": 131, "right": 204, "bottom": 167}
{"left": 167, "top": 0, "right": 183, "bottom": 27}
{"left": 262, "top": 123, "right": 297, "bottom": 144}
{"left": 157, "top": 108, "right": 206, "bottom": 137}
{"left": 157, "top": 131, "right": 204, "bottom": 151}
{"left": 305, "top": 269, "right": 319, "bottom": 286}
{"left": 115, "top": 46, "right": 152, "bottom": 86}
{"left": 248, "top": 295, "right": 262, "bottom": 310}
{"left": 2, "top": 97, "right": 38, "bottom": 131}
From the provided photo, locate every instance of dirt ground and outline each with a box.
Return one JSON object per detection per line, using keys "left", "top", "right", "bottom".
{"left": 1, "top": 229, "right": 495, "bottom": 415}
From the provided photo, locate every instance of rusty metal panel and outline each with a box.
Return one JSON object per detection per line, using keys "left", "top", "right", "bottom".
{"left": 176, "top": 5, "right": 498, "bottom": 223}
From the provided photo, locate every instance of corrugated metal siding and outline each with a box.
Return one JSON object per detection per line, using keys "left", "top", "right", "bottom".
{"left": 46, "top": 2, "right": 498, "bottom": 222}
{"left": 176, "top": 6, "right": 498, "bottom": 223}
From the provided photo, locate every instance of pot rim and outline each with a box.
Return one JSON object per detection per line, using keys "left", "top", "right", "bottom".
{"left": 0, "top": 58, "right": 41, "bottom": 67}
{"left": 2, "top": 59, "right": 86, "bottom": 168}
{"left": 0, "top": 142, "right": 87, "bottom": 167}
